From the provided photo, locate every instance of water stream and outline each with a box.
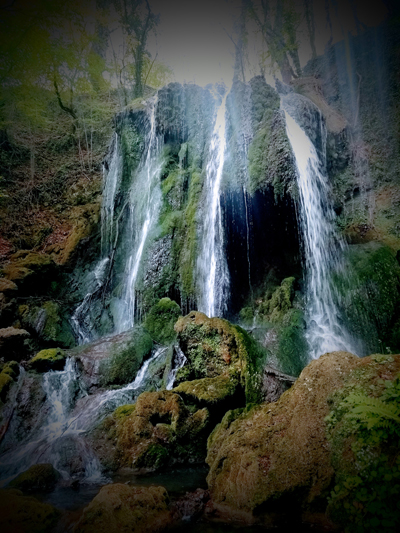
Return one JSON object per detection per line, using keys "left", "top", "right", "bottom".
{"left": 0, "top": 346, "right": 183, "bottom": 486}
{"left": 284, "top": 108, "right": 358, "bottom": 359}
{"left": 197, "top": 94, "right": 230, "bottom": 317}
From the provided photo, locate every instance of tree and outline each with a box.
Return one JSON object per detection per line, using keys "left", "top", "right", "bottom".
{"left": 246, "top": 0, "right": 302, "bottom": 83}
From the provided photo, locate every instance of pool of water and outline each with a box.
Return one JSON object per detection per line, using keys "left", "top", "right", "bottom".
{"left": 41, "top": 465, "right": 209, "bottom": 511}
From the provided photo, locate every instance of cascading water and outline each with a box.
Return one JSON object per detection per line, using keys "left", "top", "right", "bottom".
{"left": 0, "top": 359, "right": 103, "bottom": 485}
{"left": 114, "top": 97, "right": 163, "bottom": 333}
{"left": 166, "top": 346, "right": 187, "bottom": 390}
{"left": 283, "top": 108, "right": 359, "bottom": 359}
{"left": 197, "top": 94, "right": 230, "bottom": 317}
{"left": 0, "top": 346, "right": 180, "bottom": 485}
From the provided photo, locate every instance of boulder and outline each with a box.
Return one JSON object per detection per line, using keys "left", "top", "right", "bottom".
{"left": 68, "top": 327, "right": 153, "bottom": 390}
{"left": 174, "top": 311, "right": 266, "bottom": 403}
{"left": 0, "top": 279, "right": 17, "bottom": 296}
{"left": 206, "top": 351, "right": 360, "bottom": 522}
{"left": 0, "top": 488, "right": 60, "bottom": 533}
{"left": 74, "top": 483, "right": 172, "bottom": 533}
{"left": 0, "top": 327, "right": 30, "bottom": 361}
{"left": 19, "top": 301, "right": 75, "bottom": 348}
{"left": 1, "top": 251, "right": 56, "bottom": 293}
{"left": 28, "top": 348, "right": 66, "bottom": 372}
{"left": 206, "top": 351, "right": 400, "bottom": 527}
{"left": 97, "top": 390, "right": 210, "bottom": 471}
{"left": 8, "top": 463, "right": 60, "bottom": 493}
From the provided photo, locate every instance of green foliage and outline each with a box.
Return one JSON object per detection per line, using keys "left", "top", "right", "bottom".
{"left": 100, "top": 328, "right": 153, "bottom": 386}
{"left": 144, "top": 297, "right": 181, "bottom": 345}
{"left": 332, "top": 243, "right": 400, "bottom": 354}
{"left": 326, "top": 374, "right": 400, "bottom": 532}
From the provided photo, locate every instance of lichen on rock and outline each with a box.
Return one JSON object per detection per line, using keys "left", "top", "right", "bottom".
{"left": 28, "top": 348, "right": 66, "bottom": 372}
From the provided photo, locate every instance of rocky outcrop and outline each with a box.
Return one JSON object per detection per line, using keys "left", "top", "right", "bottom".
{"left": 144, "top": 297, "right": 181, "bottom": 345}
{"left": 206, "top": 351, "right": 400, "bottom": 528}
{"left": 1, "top": 251, "right": 57, "bottom": 294}
{"left": 0, "top": 326, "right": 30, "bottom": 361}
{"left": 0, "top": 360, "right": 19, "bottom": 402}
{"left": 174, "top": 311, "right": 266, "bottom": 403}
{"left": 74, "top": 483, "right": 172, "bottom": 533}
{"left": 99, "top": 390, "right": 210, "bottom": 471}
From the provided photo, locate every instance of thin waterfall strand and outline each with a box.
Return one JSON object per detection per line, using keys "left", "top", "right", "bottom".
{"left": 198, "top": 94, "right": 230, "bottom": 317}
{"left": 284, "top": 109, "right": 358, "bottom": 359}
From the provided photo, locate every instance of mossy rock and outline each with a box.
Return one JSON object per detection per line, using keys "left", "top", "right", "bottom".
{"left": 0, "top": 360, "right": 19, "bottom": 402}
{"left": 1, "top": 252, "right": 56, "bottom": 294}
{"left": 174, "top": 311, "right": 267, "bottom": 404}
{"left": 0, "top": 488, "right": 60, "bottom": 533}
{"left": 28, "top": 348, "right": 66, "bottom": 372}
{"left": 8, "top": 463, "right": 61, "bottom": 493}
{"left": 144, "top": 298, "right": 181, "bottom": 345}
{"left": 0, "top": 372, "right": 13, "bottom": 402}
{"left": 74, "top": 483, "right": 172, "bottom": 533}
{"left": 99, "top": 328, "right": 153, "bottom": 387}
{"left": 19, "top": 301, "right": 75, "bottom": 348}
{"left": 333, "top": 242, "right": 400, "bottom": 353}
{"left": 97, "top": 390, "right": 211, "bottom": 471}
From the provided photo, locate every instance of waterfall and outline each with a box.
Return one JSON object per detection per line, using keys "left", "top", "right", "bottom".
{"left": 166, "top": 346, "right": 187, "bottom": 390}
{"left": 283, "top": 109, "right": 358, "bottom": 359}
{"left": 101, "top": 133, "right": 122, "bottom": 257}
{"left": 0, "top": 348, "right": 173, "bottom": 486}
{"left": 197, "top": 94, "right": 230, "bottom": 317}
{"left": 0, "top": 359, "right": 104, "bottom": 485}
{"left": 114, "top": 97, "right": 163, "bottom": 333}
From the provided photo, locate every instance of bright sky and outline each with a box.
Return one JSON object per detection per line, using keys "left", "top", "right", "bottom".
{"left": 144, "top": 0, "right": 388, "bottom": 88}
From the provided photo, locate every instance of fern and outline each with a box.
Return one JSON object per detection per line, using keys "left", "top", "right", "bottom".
{"left": 344, "top": 393, "right": 400, "bottom": 431}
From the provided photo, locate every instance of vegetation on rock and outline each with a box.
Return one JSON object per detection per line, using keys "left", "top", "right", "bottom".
{"left": 28, "top": 348, "right": 66, "bottom": 372}
{"left": 144, "top": 297, "right": 181, "bottom": 345}
{"left": 8, "top": 463, "right": 60, "bottom": 493}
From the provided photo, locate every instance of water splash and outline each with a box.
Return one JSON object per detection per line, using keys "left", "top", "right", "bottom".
{"left": 166, "top": 346, "right": 187, "bottom": 390}
{"left": 284, "top": 108, "right": 358, "bottom": 359}
{"left": 197, "top": 94, "right": 230, "bottom": 317}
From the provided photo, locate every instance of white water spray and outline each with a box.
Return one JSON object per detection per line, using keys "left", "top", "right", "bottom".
{"left": 284, "top": 109, "right": 358, "bottom": 359}
{"left": 198, "top": 94, "right": 230, "bottom": 317}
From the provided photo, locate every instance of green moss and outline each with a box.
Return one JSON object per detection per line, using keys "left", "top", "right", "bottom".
{"left": 2, "top": 361, "right": 19, "bottom": 380}
{"left": 0, "top": 372, "right": 13, "bottom": 402}
{"left": 144, "top": 298, "right": 181, "bottom": 345}
{"left": 113, "top": 404, "right": 136, "bottom": 419}
{"left": 29, "top": 348, "right": 66, "bottom": 372}
{"left": 333, "top": 242, "right": 400, "bottom": 353}
{"left": 136, "top": 443, "right": 169, "bottom": 470}
{"left": 8, "top": 464, "right": 60, "bottom": 493}
{"left": 173, "top": 376, "right": 238, "bottom": 406}
{"left": 325, "top": 369, "right": 400, "bottom": 532}
{"left": 100, "top": 327, "right": 153, "bottom": 386}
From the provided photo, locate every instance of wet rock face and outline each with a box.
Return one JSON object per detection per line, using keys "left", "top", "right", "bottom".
{"left": 68, "top": 327, "right": 153, "bottom": 390}
{"left": 74, "top": 483, "right": 173, "bottom": 533}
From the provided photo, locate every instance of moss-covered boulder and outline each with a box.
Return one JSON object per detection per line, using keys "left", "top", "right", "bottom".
{"left": 8, "top": 463, "right": 60, "bottom": 493}
{"left": 0, "top": 488, "right": 60, "bottom": 533}
{"left": 19, "top": 300, "right": 75, "bottom": 348}
{"left": 0, "top": 360, "right": 19, "bottom": 402}
{"left": 97, "top": 390, "right": 210, "bottom": 471}
{"left": 144, "top": 297, "right": 181, "bottom": 345}
{"left": 174, "top": 311, "right": 266, "bottom": 404}
{"left": 28, "top": 348, "right": 66, "bottom": 372}
{"left": 324, "top": 353, "right": 400, "bottom": 532}
{"left": 0, "top": 326, "right": 30, "bottom": 361}
{"left": 69, "top": 327, "right": 153, "bottom": 390}
{"left": 206, "top": 351, "right": 400, "bottom": 527}
{"left": 173, "top": 376, "right": 245, "bottom": 423}
{"left": 334, "top": 242, "right": 400, "bottom": 353}
{"left": 206, "top": 351, "right": 360, "bottom": 522}
{"left": 1, "top": 251, "right": 57, "bottom": 294}
{"left": 74, "top": 483, "right": 172, "bottom": 533}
